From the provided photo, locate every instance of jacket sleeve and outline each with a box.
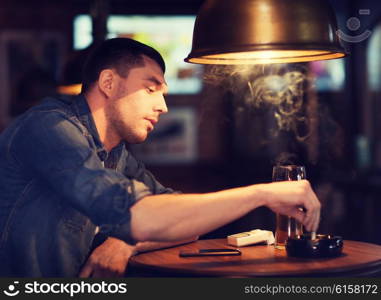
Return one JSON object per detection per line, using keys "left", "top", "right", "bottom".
{"left": 123, "top": 151, "right": 176, "bottom": 197}
{"left": 11, "top": 110, "right": 144, "bottom": 244}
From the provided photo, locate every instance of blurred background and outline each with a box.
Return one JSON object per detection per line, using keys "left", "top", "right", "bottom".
{"left": 0, "top": 0, "right": 380, "bottom": 244}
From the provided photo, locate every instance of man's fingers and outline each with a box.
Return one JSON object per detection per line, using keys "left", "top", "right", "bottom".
{"left": 312, "top": 208, "right": 320, "bottom": 232}
{"left": 92, "top": 268, "right": 122, "bottom": 278}
{"left": 290, "top": 207, "right": 306, "bottom": 225}
{"left": 286, "top": 208, "right": 319, "bottom": 233}
{"left": 310, "top": 198, "right": 320, "bottom": 232}
{"left": 91, "top": 268, "right": 105, "bottom": 278}
{"left": 78, "top": 263, "right": 93, "bottom": 278}
{"left": 267, "top": 180, "right": 321, "bottom": 233}
{"left": 302, "top": 203, "right": 320, "bottom": 232}
{"left": 79, "top": 259, "right": 127, "bottom": 278}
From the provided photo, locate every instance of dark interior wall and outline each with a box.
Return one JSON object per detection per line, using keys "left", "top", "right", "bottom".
{"left": 0, "top": 0, "right": 84, "bottom": 48}
{"left": 110, "top": 0, "right": 203, "bottom": 14}
{"left": 0, "top": 0, "right": 204, "bottom": 52}
{"left": 314, "top": 4, "right": 381, "bottom": 222}
{"left": 321, "top": 0, "right": 381, "bottom": 245}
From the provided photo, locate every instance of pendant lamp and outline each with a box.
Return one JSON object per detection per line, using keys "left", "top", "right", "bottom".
{"left": 185, "top": 0, "right": 346, "bottom": 64}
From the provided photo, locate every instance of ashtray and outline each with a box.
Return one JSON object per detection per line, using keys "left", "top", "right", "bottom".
{"left": 286, "top": 233, "right": 343, "bottom": 258}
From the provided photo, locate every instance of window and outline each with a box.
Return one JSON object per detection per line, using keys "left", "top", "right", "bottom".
{"left": 74, "top": 15, "right": 203, "bottom": 95}
{"left": 367, "top": 23, "right": 381, "bottom": 91}
{"left": 309, "top": 59, "right": 345, "bottom": 91}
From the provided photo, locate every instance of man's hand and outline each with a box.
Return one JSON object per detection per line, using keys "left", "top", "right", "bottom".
{"left": 79, "top": 237, "right": 136, "bottom": 278}
{"left": 260, "top": 180, "right": 321, "bottom": 232}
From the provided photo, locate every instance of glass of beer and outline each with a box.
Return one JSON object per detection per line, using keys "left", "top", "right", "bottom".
{"left": 272, "top": 165, "right": 306, "bottom": 249}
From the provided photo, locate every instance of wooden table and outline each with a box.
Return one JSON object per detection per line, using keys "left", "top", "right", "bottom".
{"left": 128, "top": 239, "right": 381, "bottom": 277}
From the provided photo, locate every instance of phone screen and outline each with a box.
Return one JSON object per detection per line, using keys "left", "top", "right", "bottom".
{"left": 179, "top": 248, "right": 241, "bottom": 257}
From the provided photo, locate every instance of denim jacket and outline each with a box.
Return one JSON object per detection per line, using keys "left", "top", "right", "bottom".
{"left": 0, "top": 94, "right": 173, "bottom": 277}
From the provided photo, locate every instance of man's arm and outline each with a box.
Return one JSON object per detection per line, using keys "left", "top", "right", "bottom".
{"left": 13, "top": 110, "right": 320, "bottom": 246}
{"left": 130, "top": 180, "right": 320, "bottom": 242}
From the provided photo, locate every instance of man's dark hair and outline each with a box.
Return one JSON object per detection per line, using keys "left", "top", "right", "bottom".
{"left": 81, "top": 38, "right": 166, "bottom": 93}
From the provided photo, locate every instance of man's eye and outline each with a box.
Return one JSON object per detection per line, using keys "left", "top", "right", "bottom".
{"left": 146, "top": 87, "right": 155, "bottom": 93}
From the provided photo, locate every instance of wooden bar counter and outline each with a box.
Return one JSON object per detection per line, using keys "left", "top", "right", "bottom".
{"left": 128, "top": 239, "right": 381, "bottom": 277}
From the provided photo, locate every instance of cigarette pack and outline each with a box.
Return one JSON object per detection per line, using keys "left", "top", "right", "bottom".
{"left": 227, "top": 229, "right": 275, "bottom": 247}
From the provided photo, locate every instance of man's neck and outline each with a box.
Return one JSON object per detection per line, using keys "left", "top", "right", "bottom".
{"left": 85, "top": 93, "right": 120, "bottom": 152}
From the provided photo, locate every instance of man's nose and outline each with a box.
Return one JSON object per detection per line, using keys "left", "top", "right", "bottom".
{"left": 154, "top": 95, "right": 168, "bottom": 114}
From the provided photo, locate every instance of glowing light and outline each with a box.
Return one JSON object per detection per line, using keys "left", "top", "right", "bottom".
{"left": 187, "top": 50, "right": 345, "bottom": 65}
{"left": 57, "top": 84, "right": 82, "bottom": 95}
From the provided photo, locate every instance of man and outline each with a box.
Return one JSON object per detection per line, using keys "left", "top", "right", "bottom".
{"left": 0, "top": 38, "right": 320, "bottom": 277}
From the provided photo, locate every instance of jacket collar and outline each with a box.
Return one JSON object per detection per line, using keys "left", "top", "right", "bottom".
{"left": 72, "top": 94, "right": 109, "bottom": 161}
{"left": 71, "top": 94, "right": 126, "bottom": 161}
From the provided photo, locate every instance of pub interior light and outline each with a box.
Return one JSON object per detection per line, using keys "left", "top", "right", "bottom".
{"left": 185, "top": 0, "right": 347, "bottom": 65}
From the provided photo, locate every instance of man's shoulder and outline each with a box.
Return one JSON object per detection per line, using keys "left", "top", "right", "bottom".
{"left": 1, "top": 95, "right": 93, "bottom": 151}
{"left": 20, "top": 94, "right": 85, "bottom": 126}
{"left": 32, "top": 94, "right": 77, "bottom": 116}
{"left": 3, "top": 95, "right": 85, "bottom": 138}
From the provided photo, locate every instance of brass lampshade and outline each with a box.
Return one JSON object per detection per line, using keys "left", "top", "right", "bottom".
{"left": 185, "top": 0, "right": 347, "bottom": 64}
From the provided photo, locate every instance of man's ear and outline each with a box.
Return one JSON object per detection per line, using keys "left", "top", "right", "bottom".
{"left": 98, "top": 69, "right": 115, "bottom": 98}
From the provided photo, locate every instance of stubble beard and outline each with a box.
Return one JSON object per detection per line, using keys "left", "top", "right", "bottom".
{"left": 105, "top": 85, "right": 145, "bottom": 144}
{"left": 104, "top": 95, "right": 132, "bottom": 144}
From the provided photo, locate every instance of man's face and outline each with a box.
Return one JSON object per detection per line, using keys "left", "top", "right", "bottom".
{"left": 106, "top": 56, "right": 168, "bottom": 144}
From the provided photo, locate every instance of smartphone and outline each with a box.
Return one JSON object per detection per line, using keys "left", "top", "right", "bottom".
{"left": 179, "top": 248, "right": 241, "bottom": 257}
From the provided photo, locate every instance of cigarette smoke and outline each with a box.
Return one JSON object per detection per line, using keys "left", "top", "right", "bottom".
{"left": 202, "top": 63, "right": 342, "bottom": 166}
{"left": 204, "top": 63, "right": 312, "bottom": 137}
